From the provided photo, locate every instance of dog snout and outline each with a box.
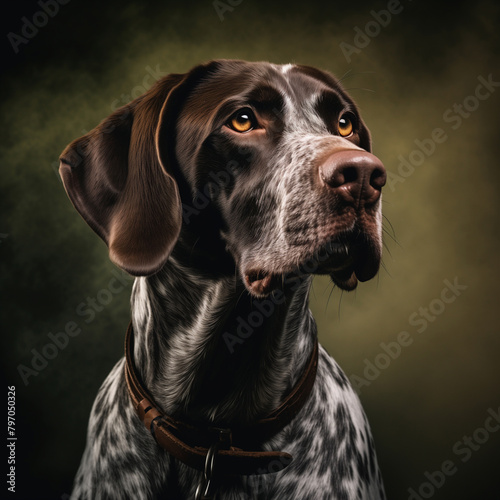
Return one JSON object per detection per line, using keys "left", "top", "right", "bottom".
{"left": 319, "top": 150, "right": 386, "bottom": 206}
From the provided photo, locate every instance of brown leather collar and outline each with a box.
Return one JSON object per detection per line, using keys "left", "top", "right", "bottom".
{"left": 124, "top": 322, "right": 319, "bottom": 476}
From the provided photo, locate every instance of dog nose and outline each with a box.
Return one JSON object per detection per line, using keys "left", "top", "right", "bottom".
{"left": 320, "top": 150, "right": 386, "bottom": 206}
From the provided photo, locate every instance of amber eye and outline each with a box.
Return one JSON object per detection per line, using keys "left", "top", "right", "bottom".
{"left": 229, "top": 108, "right": 256, "bottom": 133}
{"left": 338, "top": 114, "right": 354, "bottom": 137}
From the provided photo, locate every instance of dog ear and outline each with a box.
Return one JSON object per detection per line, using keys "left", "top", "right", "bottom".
{"left": 155, "top": 62, "right": 218, "bottom": 183}
{"left": 59, "top": 65, "right": 213, "bottom": 276}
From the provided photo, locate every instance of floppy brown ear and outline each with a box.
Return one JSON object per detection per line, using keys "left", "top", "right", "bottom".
{"left": 59, "top": 68, "right": 210, "bottom": 276}
{"left": 155, "top": 62, "right": 219, "bottom": 182}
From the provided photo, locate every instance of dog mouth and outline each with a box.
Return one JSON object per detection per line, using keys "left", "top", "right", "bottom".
{"left": 243, "top": 231, "right": 381, "bottom": 297}
{"left": 327, "top": 235, "right": 381, "bottom": 291}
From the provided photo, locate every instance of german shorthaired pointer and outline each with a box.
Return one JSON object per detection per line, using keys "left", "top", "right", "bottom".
{"left": 60, "top": 59, "right": 387, "bottom": 499}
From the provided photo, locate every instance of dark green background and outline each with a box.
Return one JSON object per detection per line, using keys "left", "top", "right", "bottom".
{"left": 1, "top": 0, "right": 499, "bottom": 498}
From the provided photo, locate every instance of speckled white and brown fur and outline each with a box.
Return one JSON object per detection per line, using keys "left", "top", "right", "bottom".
{"left": 61, "top": 60, "right": 387, "bottom": 499}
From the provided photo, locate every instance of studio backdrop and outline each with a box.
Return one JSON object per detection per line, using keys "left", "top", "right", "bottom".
{"left": 1, "top": 0, "right": 499, "bottom": 498}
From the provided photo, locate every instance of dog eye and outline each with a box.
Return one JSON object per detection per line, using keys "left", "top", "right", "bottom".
{"left": 338, "top": 114, "right": 354, "bottom": 137}
{"left": 228, "top": 109, "right": 256, "bottom": 133}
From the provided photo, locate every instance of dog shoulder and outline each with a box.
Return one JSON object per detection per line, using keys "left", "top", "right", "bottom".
{"left": 71, "top": 360, "right": 172, "bottom": 499}
{"left": 269, "top": 347, "right": 385, "bottom": 499}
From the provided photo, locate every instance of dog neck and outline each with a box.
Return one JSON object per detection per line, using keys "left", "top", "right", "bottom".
{"left": 129, "top": 256, "right": 316, "bottom": 426}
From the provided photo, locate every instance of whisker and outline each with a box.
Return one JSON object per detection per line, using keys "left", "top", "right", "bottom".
{"left": 190, "top": 236, "right": 202, "bottom": 257}
{"left": 311, "top": 277, "right": 317, "bottom": 302}
{"left": 343, "top": 87, "right": 375, "bottom": 93}
{"left": 382, "top": 214, "right": 396, "bottom": 238}
{"left": 380, "top": 259, "right": 392, "bottom": 279}
{"left": 325, "top": 284, "right": 334, "bottom": 314}
{"left": 322, "top": 277, "right": 333, "bottom": 295}
{"left": 382, "top": 229, "right": 401, "bottom": 250}
{"left": 382, "top": 226, "right": 397, "bottom": 244}
{"left": 337, "top": 70, "right": 376, "bottom": 84}
{"left": 382, "top": 239, "right": 394, "bottom": 260}
{"left": 336, "top": 288, "right": 344, "bottom": 320}
{"left": 338, "top": 68, "right": 354, "bottom": 83}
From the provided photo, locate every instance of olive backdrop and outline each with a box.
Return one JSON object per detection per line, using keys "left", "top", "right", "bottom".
{"left": 1, "top": 0, "right": 499, "bottom": 498}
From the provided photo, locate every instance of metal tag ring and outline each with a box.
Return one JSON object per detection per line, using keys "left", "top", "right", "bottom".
{"left": 194, "top": 443, "right": 220, "bottom": 500}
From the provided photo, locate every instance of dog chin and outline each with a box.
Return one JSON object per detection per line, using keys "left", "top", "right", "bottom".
{"left": 243, "top": 266, "right": 377, "bottom": 298}
{"left": 328, "top": 255, "right": 380, "bottom": 291}
{"left": 242, "top": 246, "right": 381, "bottom": 297}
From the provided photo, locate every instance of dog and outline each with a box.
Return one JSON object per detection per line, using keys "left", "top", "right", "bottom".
{"left": 59, "top": 59, "right": 387, "bottom": 499}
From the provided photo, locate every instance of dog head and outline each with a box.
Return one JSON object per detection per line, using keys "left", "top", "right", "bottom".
{"left": 60, "top": 60, "right": 386, "bottom": 297}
